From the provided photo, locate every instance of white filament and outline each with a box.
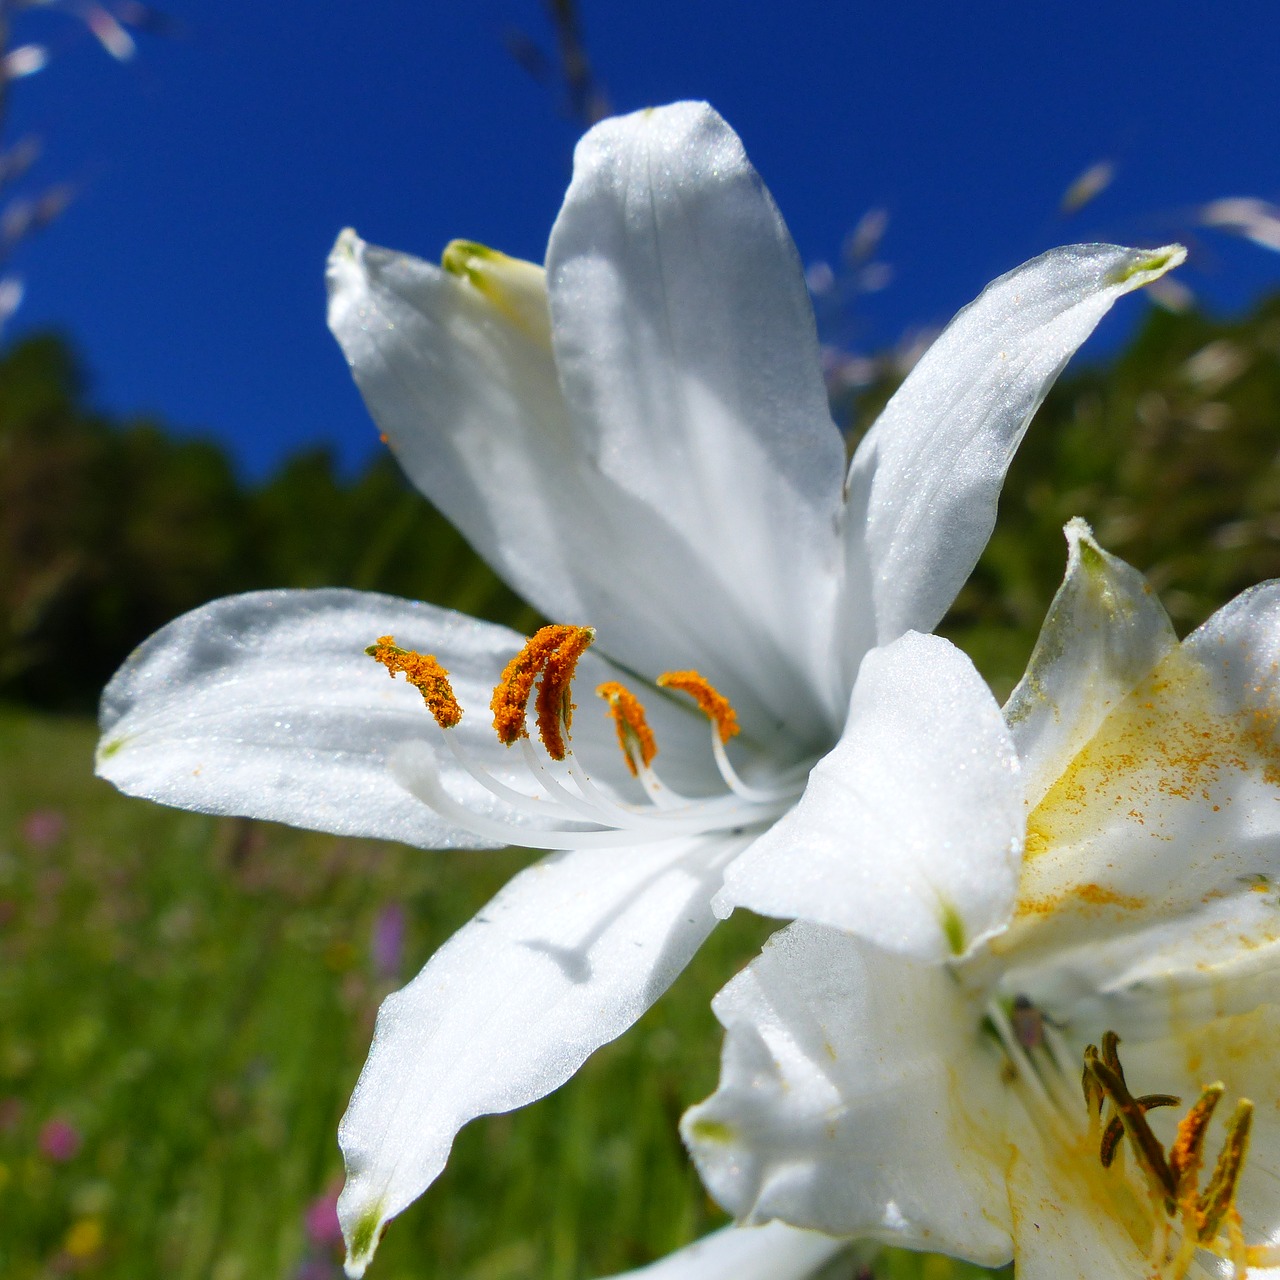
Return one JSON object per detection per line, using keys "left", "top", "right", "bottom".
{"left": 394, "top": 705, "right": 808, "bottom": 853}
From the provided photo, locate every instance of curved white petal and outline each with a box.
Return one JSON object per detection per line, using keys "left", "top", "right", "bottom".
{"left": 682, "top": 923, "right": 1012, "bottom": 1263}
{"left": 338, "top": 833, "right": 745, "bottom": 1276}
{"left": 325, "top": 231, "right": 595, "bottom": 633}
{"left": 844, "top": 242, "right": 1186, "bottom": 657}
{"left": 1005, "top": 519, "right": 1176, "bottom": 810}
{"left": 328, "top": 227, "right": 830, "bottom": 748}
{"left": 547, "top": 100, "right": 847, "bottom": 738}
{"left": 96, "top": 589, "right": 533, "bottom": 847}
{"left": 593, "top": 1223, "right": 850, "bottom": 1280}
{"left": 995, "top": 580, "right": 1280, "bottom": 972}
{"left": 719, "top": 633, "right": 1023, "bottom": 960}
{"left": 1005, "top": 1107, "right": 1148, "bottom": 1280}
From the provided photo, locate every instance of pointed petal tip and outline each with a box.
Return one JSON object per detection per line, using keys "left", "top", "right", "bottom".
{"left": 1063, "top": 515, "right": 1103, "bottom": 565}
{"left": 1109, "top": 242, "right": 1187, "bottom": 290}
{"left": 340, "top": 1199, "right": 386, "bottom": 1279}
{"left": 326, "top": 227, "right": 368, "bottom": 301}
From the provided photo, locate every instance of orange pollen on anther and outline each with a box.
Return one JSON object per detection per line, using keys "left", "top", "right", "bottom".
{"left": 596, "top": 682, "right": 658, "bottom": 776}
{"left": 366, "top": 635, "right": 462, "bottom": 729}
{"left": 657, "top": 670, "right": 740, "bottom": 744}
{"left": 489, "top": 624, "right": 595, "bottom": 758}
{"left": 534, "top": 626, "right": 596, "bottom": 761}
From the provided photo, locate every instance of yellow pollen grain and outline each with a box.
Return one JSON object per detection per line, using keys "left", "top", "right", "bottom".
{"left": 533, "top": 626, "right": 595, "bottom": 760}
{"left": 366, "top": 635, "right": 462, "bottom": 729}
{"left": 596, "top": 682, "right": 657, "bottom": 776}
{"left": 657, "top": 670, "right": 740, "bottom": 743}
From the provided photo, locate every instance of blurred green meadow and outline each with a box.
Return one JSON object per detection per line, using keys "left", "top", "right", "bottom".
{"left": 4, "top": 290, "right": 1280, "bottom": 1277}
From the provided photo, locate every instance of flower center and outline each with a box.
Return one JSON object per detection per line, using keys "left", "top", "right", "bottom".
{"left": 989, "top": 1000, "right": 1272, "bottom": 1279}
{"left": 366, "top": 625, "right": 809, "bottom": 850}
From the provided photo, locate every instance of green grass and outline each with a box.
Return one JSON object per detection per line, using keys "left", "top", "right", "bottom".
{"left": 0, "top": 707, "right": 1003, "bottom": 1279}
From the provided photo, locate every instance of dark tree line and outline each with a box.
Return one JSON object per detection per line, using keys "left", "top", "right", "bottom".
{"left": 0, "top": 334, "right": 533, "bottom": 709}
{"left": 4, "top": 293, "right": 1280, "bottom": 711}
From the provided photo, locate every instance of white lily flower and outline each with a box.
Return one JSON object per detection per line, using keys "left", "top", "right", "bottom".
{"left": 685, "top": 521, "right": 1280, "bottom": 1280}
{"left": 94, "top": 99, "right": 1181, "bottom": 1274}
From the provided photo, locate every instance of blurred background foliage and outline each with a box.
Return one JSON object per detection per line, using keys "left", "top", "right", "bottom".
{"left": 0, "top": 332, "right": 536, "bottom": 708}
{"left": 4, "top": 295, "right": 1280, "bottom": 1276}
{"left": 5, "top": 289, "right": 1280, "bottom": 712}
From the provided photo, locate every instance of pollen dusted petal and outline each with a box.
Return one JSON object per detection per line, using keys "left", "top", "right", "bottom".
{"left": 533, "top": 625, "right": 595, "bottom": 760}
{"left": 596, "top": 682, "right": 658, "bottom": 776}
{"left": 657, "top": 670, "right": 740, "bottom": 743}
{"left": 365, "top": 635, "right": 462, "bottom": 729}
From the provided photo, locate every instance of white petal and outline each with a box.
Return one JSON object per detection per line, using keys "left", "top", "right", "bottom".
{"left": 592, "top": 1223, "right": 850, "bottom": 1280}
{"left": 844, "top": 242, "right": 1186, "bottom": 655}
{"left": 682, "top": 923, "right": 1012, "bottom": 1263}
{"left": 719, "top": 633, "right": 1023, "bottom": 960}
{"left": 97, "top": 589, "right": 529, "bottom": 847}
{"left": 328, "top": 227, "right": 831, "bottom": 748}
{"left": 547, "top": 101, "right": 847, "bottom": 738}
{"left": 1005, "top": 1106, "right": 1148, "bottom": 1280}
{"left": 994, "top": 581, "right": 1280, "bottom": 976}
{"left": 1005, "top": 519, "right": 1176, "bottom": 810}
{"left": 337, "top": 834, "right": 744, "bottom": 1276}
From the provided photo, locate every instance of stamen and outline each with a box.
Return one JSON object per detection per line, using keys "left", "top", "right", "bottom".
{"left": 1080, "top": 1035, "right": 1261, "bottom": 1277}
{"left": 1197, "top": 1101, "right": 1253, "bottom": 1244}
{"left": 1086, "top": 1048, "right": 1178, "bottom": 1204}
{"left": 1100, "top": 1096, "right": 1180, "bottom": 1169}
{"left": 490, "top": 624, "right": 592, "bottom": 753}
{"left": 534, "top": 626, "right": 595, "bottom": 760}
{"left": 1102, "top": 1030, "right": 1127, "bottom": 1087}
{"left": 1082, "top": 1045, "right": 1106, "bottom": 1120}
{"left": 657, "top": 670, "right": 740, "bottom": 743}
{"left": 366, "top": 635, "right": 462, "bottom": 729}
{"left": 596, "top": 682, "right": 658, "bottom": 776}
{"left": 1170, "top": 1084, "right": 1224, "bottom": 1187}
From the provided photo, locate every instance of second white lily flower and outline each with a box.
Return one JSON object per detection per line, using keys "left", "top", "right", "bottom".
{"left": 686, "top": 522, "right": 1280, "bottom": 1280}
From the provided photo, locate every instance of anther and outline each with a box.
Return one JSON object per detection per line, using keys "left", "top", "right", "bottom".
{"left": 1082, "top": 1044, "right": 1106, "bottom": 1119}
{"left": 1099, "top": 1096, "right": 1180, "bottom": 1169}
{"left": 366, "top": 635, "right": 462, "bottom": 729}
{"left": 657, "top": 670, "right": 740, "bottom": 744}
{"left": 1087, "top": 1049, "right": 1178, "bottom": 1204}
{"left": 1101, "top": 1030, "right": 1126, "bottom": 1086}
{"left": 596, "top": 682, "right": 658, "bottom": 776}
{"left": 490, "top": 624, "right": 594, "bottom": 758}
{"left": 1197, "top": 1100, "right": 1253, "bottom": 1244}
{"left": 1170, "top": 1084, "right": 1224, "bottom": 1188}
{"left": 534, "top": 626, "right": 595, "bottom": 760}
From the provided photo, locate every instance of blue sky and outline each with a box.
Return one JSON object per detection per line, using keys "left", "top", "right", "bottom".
{"left": 8, "top": 0, "right": 1280, "bottom": 476}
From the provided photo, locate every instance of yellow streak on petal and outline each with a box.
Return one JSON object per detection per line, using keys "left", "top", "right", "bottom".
{"left": 1002, "top": 643, "right": 1280, "bottom": 946}
{"left": 441, "top": 239, "right": 551, "bottom": 348}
